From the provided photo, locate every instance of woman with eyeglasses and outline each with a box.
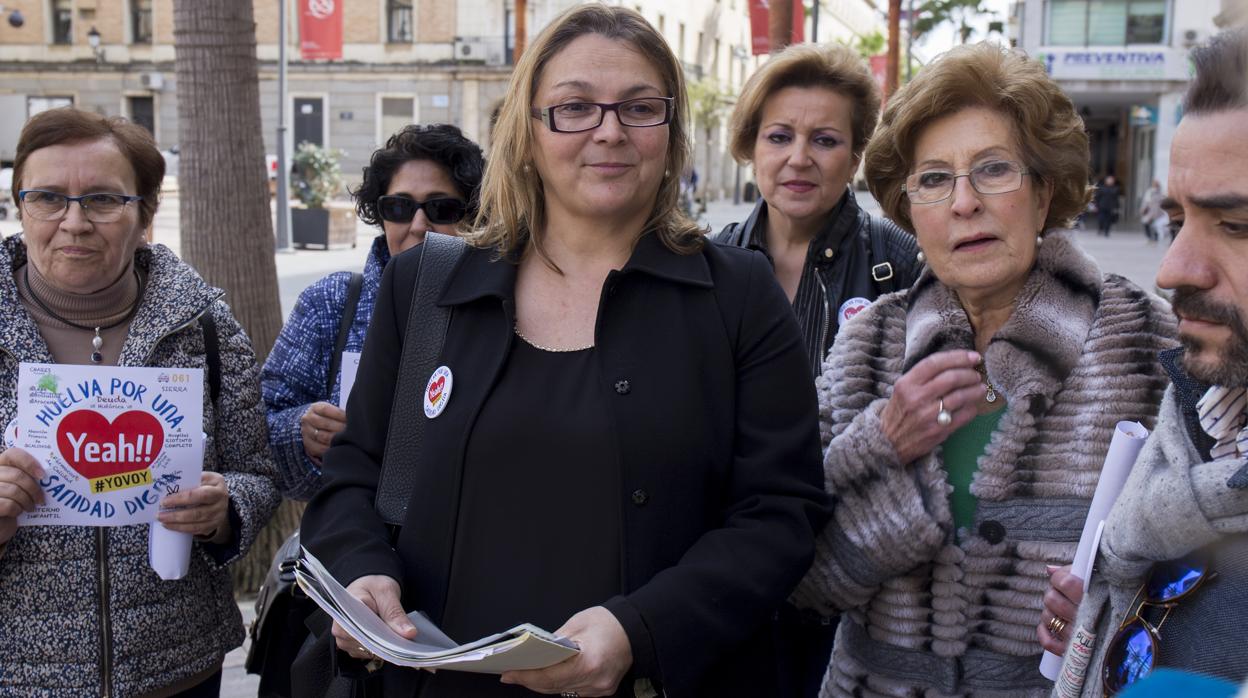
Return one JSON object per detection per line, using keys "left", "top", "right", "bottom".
{"left": 0, "top": 109, "right": 279, "bottom": 696}
{"left": 787, "top": 43, "right": 1177, "bottom": 697}
{"left": 262, "top": 123, "right": 484, "bottom": 501}
{"left": 298, "top": 6, "right": 829, "bottom": 697}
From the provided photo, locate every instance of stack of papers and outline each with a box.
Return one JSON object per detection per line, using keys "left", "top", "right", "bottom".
{"left": 294, "top": 548, "right": 580, "bottom": 673}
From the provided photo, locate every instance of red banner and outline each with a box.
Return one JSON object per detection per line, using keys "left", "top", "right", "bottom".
{"left": 300, "top": 0, "right": 342, "bottom": 61}
{"left": 748, "top": 0, "right": 806, "bottom": 56}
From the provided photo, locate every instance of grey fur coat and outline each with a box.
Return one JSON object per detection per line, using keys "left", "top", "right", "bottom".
{"left": 793, "top": 231, "right": 1177, "bottom": 696}
{"left": 0, "top": 236, "right": 281, "bottom": 697}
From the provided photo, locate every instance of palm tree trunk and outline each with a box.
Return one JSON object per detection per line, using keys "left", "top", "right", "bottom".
{"left": 173, "top": 0, "right": 294, "bottom": 594}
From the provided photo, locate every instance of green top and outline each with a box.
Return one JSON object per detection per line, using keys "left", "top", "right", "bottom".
{"left": 942, "top": 407, "right": 1006, "bottom": 533}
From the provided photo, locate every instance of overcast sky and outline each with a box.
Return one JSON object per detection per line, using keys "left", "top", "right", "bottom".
{"left": 913, "top": 0, "right": 1013, "bottom": 58}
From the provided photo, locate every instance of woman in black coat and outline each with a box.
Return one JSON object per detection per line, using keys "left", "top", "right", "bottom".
{"left": 299, "top": 5, "right": 831, "bottom": 698}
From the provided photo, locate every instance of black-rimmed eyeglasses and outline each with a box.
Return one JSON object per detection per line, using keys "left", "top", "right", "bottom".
{"left": 18, "top": 190, "right": 143, "bottom": 223}
{"left": 905, "top": 160, "right": 1032, "bottom": 205}
{"left": 531, "top": 97, "right": 674, "bottom": 134}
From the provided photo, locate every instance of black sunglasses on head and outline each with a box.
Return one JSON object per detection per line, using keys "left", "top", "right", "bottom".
{"left": 377, "top": 196, "right": 467, "bottom": 225}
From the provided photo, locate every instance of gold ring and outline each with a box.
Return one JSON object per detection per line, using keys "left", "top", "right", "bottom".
{"left": 1047, "top": 615, "right": 1068, "bottom": 637}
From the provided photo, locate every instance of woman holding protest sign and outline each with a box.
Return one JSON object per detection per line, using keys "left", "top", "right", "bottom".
{"left": 299, "top": 5, "right": 830, "bottom": 697}
{"left": 0, "top": 108, "right": 279, "bottom": 696}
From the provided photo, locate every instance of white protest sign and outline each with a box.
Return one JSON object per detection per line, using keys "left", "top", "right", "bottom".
{"left": 339, "top": 351, "right": 361, "bottom": 408}
{"left": 15, "top": 362, "right": 204, "bottom": 527}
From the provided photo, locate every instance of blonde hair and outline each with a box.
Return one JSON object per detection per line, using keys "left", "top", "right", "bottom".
{"left": 729, "top": 42, "right": 881, "bottom": 165}
{"left": 864, "top": 42, "right": 1091, "bottom": 234}
{"left": 468, "top": 3, "right": 702, "bottom": 258}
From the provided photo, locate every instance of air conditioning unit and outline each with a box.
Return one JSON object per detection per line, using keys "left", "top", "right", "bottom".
{"left": 140, "top": 72, "right": 164, "bottom": 91}
{"left": 456, "top": 37, "right": 505, "bottom": 67}
{"left": 1182, "top": 29, "right": 1199, "bottom": 47}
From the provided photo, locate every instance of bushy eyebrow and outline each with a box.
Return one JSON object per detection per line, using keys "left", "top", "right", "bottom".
{"left": 1162, "top": 193, "right": 1248, "bottom": 213}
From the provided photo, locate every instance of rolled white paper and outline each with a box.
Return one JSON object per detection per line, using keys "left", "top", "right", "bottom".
{"left": 148, "top": 430, "right": 205, "bottom": 580}
{"left": 1039, "top": 420, "right": 1150, "bottom": 680}
{"left": 148, "top": 522, "right": 193, "bottom": 580}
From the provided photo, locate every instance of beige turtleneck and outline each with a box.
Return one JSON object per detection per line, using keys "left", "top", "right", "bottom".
{"left": 15, "top": 261, "right": 143, "bottom": 366}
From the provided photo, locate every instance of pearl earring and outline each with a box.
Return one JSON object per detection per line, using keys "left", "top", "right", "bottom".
{"left": 916, "top": 250, "right": 926, "bottom": 264}
{"left": 523, "top": 164, "right": 531, "bottom": 172}
{"left": 664, "top": 168, "right": 670, "bottom": 178}
{"left": 1036, "top": 234, "right": 1043, "bottom": 246}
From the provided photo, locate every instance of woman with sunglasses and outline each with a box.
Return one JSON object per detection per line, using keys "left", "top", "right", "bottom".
{"left": 299, "top": 5, "right": 829, "bottom": 697}
{"left": 262, "top": 123, "right": 484, "bottom": 500}
{"left": 787, "top": 43, "right": 1177, "bottom": 697}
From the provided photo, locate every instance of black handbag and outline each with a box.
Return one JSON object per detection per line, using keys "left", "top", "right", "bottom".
{"left": 250, "top": 234, "right": 466, "bottom": 697}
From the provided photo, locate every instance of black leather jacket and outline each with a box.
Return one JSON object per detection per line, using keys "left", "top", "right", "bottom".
{"left": 712, "top": 190, "right": 921, "bottom": 375}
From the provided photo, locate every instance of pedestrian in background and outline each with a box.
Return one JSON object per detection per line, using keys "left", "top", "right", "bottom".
{"left": 299, "top": 5, "right": 830, "bottom": 697}
{"left": 791, "top": 42, "right": 1176, "bottom": 697}
{"left": 1138, "top": 179, "right": 1165, "bottom": 243}
{"left": 1095, "top": 174, "right": 1121, "bottom": 236}
{"left": 712, "top": 41, "right": 921, "bottom": 696}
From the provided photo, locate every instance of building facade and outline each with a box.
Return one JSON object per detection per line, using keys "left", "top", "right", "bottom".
{"left": 0, "top": 0, "right": 885, "bottom": 202}
{"left": 1012, "top": 0, "right": 1220, "bottom": 220}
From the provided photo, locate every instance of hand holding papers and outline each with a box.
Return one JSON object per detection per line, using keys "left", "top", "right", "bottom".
{"left": 1041, "top": 420, "right": 1150, "bottom": 687}
{"left": 294, "top": 548, "right": 580, "bottom": 673}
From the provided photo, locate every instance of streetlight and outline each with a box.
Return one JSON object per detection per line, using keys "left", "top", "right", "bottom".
{"left": 0, "top": 4, "right": 25, "bottom": 28}
{"left": 87, "top": 26, "right": 105, "bottom": 62}
{"left": 275, "top": 0, "right": 293, "bottom": 252}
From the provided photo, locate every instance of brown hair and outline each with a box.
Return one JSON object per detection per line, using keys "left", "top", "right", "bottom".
{"left": 730, "top": 42, "right": 881, "bottom": 165}
{"left": 468, "top": 3, "right": 701, "bottom": 258}
{"left": 864, "top": 42, "right": 1090, "bottom": 234}
{"left": 1184, "top": 28, "right": 1248, "bottom": 116}
{"left": 13, "top": 107, "right": 165, "bottom": 228}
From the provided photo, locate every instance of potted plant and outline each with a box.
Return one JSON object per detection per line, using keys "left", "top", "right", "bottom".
{"left": 290, "top": 142, "right": 356, "bottom": 249}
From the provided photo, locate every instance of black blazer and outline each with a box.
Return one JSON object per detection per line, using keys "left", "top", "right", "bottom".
{"left": 301, "top": 233, "right": 831, "bottom": 697}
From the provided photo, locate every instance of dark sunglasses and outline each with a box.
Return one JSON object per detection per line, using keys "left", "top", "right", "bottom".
{"left": 1102, "top": 553, "right": 1214, "bottom": 695}
{"left": 376, "top": 196, "right": 467, "bottom": 225}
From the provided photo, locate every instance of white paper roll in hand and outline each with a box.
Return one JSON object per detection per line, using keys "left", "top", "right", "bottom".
{"left": 1039, "top": 421, "right": 1150, "bottom": 682}
{"left": 149, "top": 522, "right": 193, "bottom": 580}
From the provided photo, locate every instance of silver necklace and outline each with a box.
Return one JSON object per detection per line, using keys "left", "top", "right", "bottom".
{"left": 24, "top": 266, "right": 144, "bottom": 364}
{"left": 513, "top": 323, "right": 593, "bottom": 352}
{"left": 975, "top": 362, "right": 999, "bottom": 403}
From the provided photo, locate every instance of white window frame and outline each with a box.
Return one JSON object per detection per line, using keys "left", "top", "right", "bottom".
{"left": 375, "top": 93, "right": 420, "bottom": 147}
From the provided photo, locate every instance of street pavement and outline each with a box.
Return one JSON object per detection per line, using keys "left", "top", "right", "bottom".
{"left": 0, "top": 193, "right": 1172, "bottom": 697}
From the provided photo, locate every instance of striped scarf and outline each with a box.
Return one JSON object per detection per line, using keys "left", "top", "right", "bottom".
{"left": 1196, "top": 385, "right": 1248, "bottom": 459}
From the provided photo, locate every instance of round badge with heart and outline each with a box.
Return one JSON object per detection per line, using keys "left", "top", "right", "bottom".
{"left": 838, "top": 297, "right": 873, "bottom": 327}
{"left": 424, "top": 366, "right": 453, "bottom": 419}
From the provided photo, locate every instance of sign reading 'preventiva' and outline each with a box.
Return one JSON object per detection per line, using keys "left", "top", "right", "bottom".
{"left": 1036, "top": 47, "right": 1192, "bottom": 82}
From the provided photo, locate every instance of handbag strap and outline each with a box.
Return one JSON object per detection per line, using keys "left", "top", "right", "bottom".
{"left": 374, "top": 232, "right": 467, "bottom": 526}
{"left": 326, "top": 272, "right": 365, "bottom": 397}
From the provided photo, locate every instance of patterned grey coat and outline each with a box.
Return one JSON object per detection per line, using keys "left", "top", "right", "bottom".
{"left": 0, "top": 236, "right": 280, "bottom": 697}
{"left": 793, "top": 231, "right": 1177, "bottom": 697}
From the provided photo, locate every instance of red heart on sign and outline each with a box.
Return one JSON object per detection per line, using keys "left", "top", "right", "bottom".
{"left": 843, "top": 304, "right": 866, "bottom": 320}
{"left": 427, "top": 376, "right": 445, "bottom": 405}
{"left": 55, "top": 410, "right": 165, "bottom": 480}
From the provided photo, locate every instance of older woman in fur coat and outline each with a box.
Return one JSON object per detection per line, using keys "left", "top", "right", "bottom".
{"left": 792, "top": 43, "right": 1178, "bottom": 697}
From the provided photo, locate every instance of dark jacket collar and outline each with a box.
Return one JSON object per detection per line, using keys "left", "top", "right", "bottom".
{"left": 439, "top": 232, "right": 712, "bottom": 307}
{"left": 741, "top": 188, "right": 858, "bottom": 265}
